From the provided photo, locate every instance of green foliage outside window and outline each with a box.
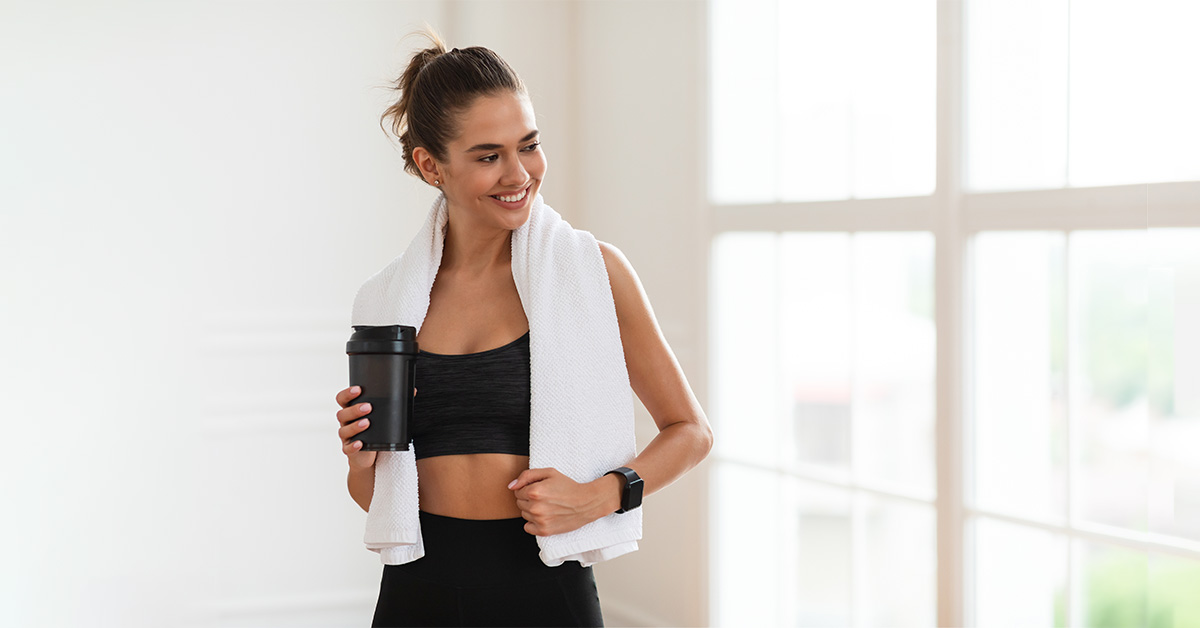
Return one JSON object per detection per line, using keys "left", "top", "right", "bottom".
{"left": 1082, "top": 259, "right": 1174, "bottom": 418}
{"left": 1063, "top": 551, "right": 1200, "bottom": 628}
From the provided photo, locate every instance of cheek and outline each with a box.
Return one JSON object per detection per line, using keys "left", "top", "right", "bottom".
{"left": 527, "top": 153, "right": 548, "bottom": 179}
{"left": 465, "top": 171, "right": 493, "bottom": 193}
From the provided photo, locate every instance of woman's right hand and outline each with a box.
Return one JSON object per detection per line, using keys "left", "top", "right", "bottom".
{"left": 336, "top": 385, "right": 416, "bottom": 470}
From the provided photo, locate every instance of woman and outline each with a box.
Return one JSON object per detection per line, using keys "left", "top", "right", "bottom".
{"left": 334, "top": 30, "right": 713, "bottom": 627}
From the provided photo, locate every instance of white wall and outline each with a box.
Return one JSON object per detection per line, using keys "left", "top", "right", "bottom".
{"left": 0, "top": 1, "right": 710, "bottom": 626}
{"left": 2, "top": 2, "right": 445, "bottom": 625}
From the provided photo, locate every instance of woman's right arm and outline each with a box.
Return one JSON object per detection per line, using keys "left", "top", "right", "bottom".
{"left": 337, "top": 385, "right": 377, "bottom": 512}
{"left": 336, "top": 386, "right": 416, "bottom": 513}
{"left": 347, "top": 463, "right": 375, "bottom": 513}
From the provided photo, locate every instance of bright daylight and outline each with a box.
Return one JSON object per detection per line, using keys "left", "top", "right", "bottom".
{"left": 3, "top": 0, "right": 1197, "bottom": 626}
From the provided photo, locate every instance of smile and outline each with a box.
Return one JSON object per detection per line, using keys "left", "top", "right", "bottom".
{"left": 489, "top": 185, "right": 529, "bottom": 204}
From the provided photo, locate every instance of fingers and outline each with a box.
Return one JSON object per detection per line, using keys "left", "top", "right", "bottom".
{"left": 337, "top": 386, "right": 415, "bottom": 410}
{"left": 508, "top": 468, "right": 553, "bottom": 491}
{"left": 335, "top": 386, "right": 415, "bottom": 458}
{"left": 517, "top": 509, "right": 541, "bottom": 536}
{"left": 342, "top": 437, "right": 365, "bottom": 455}
{"left": 336, "top": 400, "right": 371, "bottom": 426}
{"left": 338, "top": 411, "right": 371, "bottom": 444}
{"left": 335, "top": 386, "right": 362, "bottom": 409}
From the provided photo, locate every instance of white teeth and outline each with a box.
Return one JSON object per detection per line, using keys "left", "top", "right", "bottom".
{"left": 492, "top": 187, "right": 528, "bottom": 203}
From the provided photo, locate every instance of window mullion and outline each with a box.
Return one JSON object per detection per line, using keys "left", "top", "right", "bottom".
{"left": 1064, "top": 231, "right": 1077, "bottom": 628}
{"left": 935, "top": 1, "right": 967, "bottom": 627}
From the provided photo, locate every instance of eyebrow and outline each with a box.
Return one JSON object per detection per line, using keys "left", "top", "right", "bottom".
{"left": 465, "top": 130, "right": 540, "bottom": 153}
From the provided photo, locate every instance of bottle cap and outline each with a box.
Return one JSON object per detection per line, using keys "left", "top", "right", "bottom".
{"left": 346, "top": 325, "right": 419, "bottom": 355}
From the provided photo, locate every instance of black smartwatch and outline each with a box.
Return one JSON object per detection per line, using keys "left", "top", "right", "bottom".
{"left": 604, "top": 466, "right": 644, "bottom": 514}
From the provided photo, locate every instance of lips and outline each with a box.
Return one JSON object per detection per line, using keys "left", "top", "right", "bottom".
{"left": 490, "top": 185, "right": 530, "bottom": 203}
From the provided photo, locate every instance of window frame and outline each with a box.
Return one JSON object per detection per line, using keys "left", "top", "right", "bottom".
{"left": 700, "top": 1, "right": 1200, "bottom": 626}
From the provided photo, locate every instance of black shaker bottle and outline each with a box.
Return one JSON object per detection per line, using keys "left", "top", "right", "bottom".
{"left": 346, "top": 325, "right": 418, "bottom": 451}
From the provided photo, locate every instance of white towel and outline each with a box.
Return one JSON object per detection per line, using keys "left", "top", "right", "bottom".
{"left": 351, "top": 192, "right": 642, "bottom": 567}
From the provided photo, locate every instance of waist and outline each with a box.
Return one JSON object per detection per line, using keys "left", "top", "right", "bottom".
{"left": 416, "top": 453, "right": 528, "bottom": 519}
{"left": 385, "top": 510, "right": 587, "bottom": 586}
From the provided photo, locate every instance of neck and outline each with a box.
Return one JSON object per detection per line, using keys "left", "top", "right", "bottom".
{"left": 440, "top": 204, "right": 513, "bottom": 277}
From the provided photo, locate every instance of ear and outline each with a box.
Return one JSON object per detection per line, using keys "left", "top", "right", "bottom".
{"left": 412, "top": 147, "right": 444, "bottom": 186}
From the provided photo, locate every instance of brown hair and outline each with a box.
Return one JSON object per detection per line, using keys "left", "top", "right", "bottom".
{"left": 379, "top": 28, "right": 527, "bottom": 180}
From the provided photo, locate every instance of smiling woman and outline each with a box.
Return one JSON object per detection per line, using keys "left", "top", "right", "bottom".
{"left": 413, "top": 91, "right": 545, "bottom": 233}
{"left": 334, "top": 27, "right": 713, "bottom": 627}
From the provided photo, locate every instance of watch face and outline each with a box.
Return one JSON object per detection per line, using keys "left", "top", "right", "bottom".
{"left": 627, "top": 477, "right": 644, "bottom": 509}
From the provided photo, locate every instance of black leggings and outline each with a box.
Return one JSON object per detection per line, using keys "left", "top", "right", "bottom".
{"left": 371, "top": 510, "right": 605, "bottom": 627}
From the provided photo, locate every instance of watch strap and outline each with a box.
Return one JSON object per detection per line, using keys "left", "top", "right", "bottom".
{"left": 605, "top": 466, "right": 644, "bottom": 513}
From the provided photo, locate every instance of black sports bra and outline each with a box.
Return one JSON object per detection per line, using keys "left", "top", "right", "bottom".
{"left": 410, "top": 330, "right": 531, "bottom": 460}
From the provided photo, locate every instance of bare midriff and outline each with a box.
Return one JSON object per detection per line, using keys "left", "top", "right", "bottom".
{"left": 414, "top": 258, "right": 532, "bottom": 521}
{"left": 416, "top": 453, "right": 530, "bottom": 519}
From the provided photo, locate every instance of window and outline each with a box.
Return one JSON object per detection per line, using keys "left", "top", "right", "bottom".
{"left": 711, "top": 231, "right": 937, "bottom": 626}
{"left": 706, "top": 0, "right": 1200, "bottom": 625}
{"left": 709, "top": 0, "right": 936, "bottom": 203}
{"left": 966, "top": 0, "right": 1200, "bottom": 191}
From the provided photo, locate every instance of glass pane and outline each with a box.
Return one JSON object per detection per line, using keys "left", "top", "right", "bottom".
{"left": 790, "top": 479, "right": 852, "bottom": 627}
{"left": 967, "top": 0, "right": 1200, "bottom": 190}
{"left": 1068, "top": 0, "right": 1200, "bottom": 186}
{"left": 1077, "top": 541, "right": 1148, "bottom": 628}
{"left": 712, "top": 462, "right": 787, "bottom": 626}
{"left": 1146, "top": 228, "right": 1200, "bottom": 543}
{"left": 780, "top": 234, "right": 853, "bottom": 472}
{"left": 711, "top": 0, "right": 935, "bottom": 203}
{"left": 709, "top": 0, "right": 777, "bottom": 204}
{"left": 1071, "top": 231, "right": 1151, "bottom": 531}
{"left": 777, "top": 0, "right": 935, "bottom": 201}
{"left": 973, "top": 517, "right": 1067, "bottom": 627}
{"left": 1149, "top": 553, "right": 1200, "bottom": 627}
{"left": 971, "top": 232, "right": 1068, "bottom": 520}
{"left": 965, "top": 0, "right": 1070, "bottom": 191}
{"left": 775, "top": 232, "right": 935, "bottom": 494}
{"left": 711, "top": 232, "right": 783, "bottom": 467}
{"left": 860, "top": 494, "right": 936, "bottom": 626}
{"left": 852, "top": 233, "right": 936, "bottom": 494}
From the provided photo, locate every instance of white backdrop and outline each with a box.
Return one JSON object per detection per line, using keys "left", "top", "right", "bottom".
{"left": 2, "top": 1, "right": 446, "bottom": 625}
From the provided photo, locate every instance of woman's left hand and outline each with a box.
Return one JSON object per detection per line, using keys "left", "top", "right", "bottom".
{"left": 508, "top": 468, "right": 614, "bottom": 536}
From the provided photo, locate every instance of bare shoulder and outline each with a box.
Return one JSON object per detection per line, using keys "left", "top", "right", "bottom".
{"left": 595, "top": 239, "right": 660, "bottom": 363}
{"left": 595, "top": 240, "right": 709, "bottom": 434}
{"left": 597, "top": 239, "right": 628, "bottom": 275}
{"left": 596, "top": 240, "right": 642, "bottom": 307}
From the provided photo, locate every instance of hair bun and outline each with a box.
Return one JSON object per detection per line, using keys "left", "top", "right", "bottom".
{"left": 379, "top": 29, "right": 527, "bottom": 181}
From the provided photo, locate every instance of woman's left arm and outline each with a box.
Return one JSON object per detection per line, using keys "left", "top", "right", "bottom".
{"left": 510, "top": 240, "right": 715, "bottom": 536}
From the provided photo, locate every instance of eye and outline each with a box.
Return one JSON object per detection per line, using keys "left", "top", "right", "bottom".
{"left": 522, "top": 141, "right": 541, "bottom": 152}
{"left": 479, "top": 154, "right": 499, "bottom": 163}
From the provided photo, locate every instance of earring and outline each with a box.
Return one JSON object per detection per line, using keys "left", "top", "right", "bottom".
{"left": 434, "top": 179, "right": 440, "bottom": 186}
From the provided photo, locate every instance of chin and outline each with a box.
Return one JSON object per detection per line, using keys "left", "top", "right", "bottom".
{"left": 508, "top": 207, "right": 532, "bottom": 230}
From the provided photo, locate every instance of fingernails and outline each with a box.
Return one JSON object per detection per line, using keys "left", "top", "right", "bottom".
{"left": 358, "top": 419, "right": 368, "bottom": 427}
{"left": 350, "top": 386, "right": 360, "bottom": 394}
{"left": 507, "top": 479, "right": 518, "bottom": 489}
{"left": 360, "top": 403, "right": 371, "bottom": 412}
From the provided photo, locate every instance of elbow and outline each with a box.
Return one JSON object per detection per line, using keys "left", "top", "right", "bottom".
{"left": 697, "top": 418, "right": 715, "bottom": 460}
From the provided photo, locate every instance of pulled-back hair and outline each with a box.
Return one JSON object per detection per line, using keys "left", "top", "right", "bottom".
{"left": 379, "top": 28, "right": 527, "bottom": 180}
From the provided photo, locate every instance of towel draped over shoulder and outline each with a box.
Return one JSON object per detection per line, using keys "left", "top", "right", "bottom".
{"left": 351, "top": 192, "right": 642, "bottom": 567}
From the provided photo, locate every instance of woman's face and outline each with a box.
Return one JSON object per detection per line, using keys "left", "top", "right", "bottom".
{"left": 426, "top": 91, "right": 546, "bottom": 232}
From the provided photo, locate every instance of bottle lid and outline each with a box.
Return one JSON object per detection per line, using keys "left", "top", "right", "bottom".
{"left": 346, "top": 324, "right": 419, "bottom": 355}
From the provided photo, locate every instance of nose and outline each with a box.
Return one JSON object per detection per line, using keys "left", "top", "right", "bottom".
{"left": 500, "top": 154, "right": 529, "bottom": 187}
